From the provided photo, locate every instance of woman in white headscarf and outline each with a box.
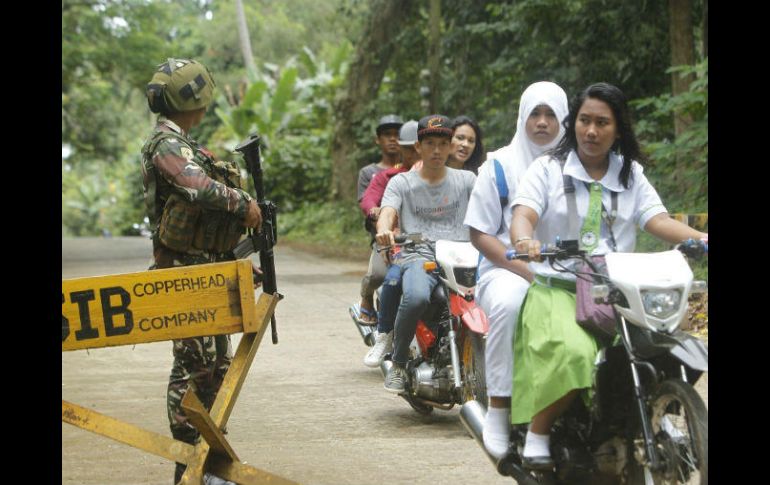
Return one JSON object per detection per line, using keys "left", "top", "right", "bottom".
{"left": 463, "top": 81, "right": 569, "bottom": 459}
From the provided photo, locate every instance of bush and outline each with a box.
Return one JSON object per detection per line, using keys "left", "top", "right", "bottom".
{"left": 279, "top": 201, "right": 371, "bottom": 259}
{"left": 632, "top": 58, "right": 708, "bottom": 213}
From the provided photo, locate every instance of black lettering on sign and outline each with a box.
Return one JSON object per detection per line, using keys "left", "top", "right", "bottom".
{"left": 100, "top": 287, "right": 134, "bottom": 336}
{"left": 62, "top": 293, "right": 69, "bottom": 342}
{"left": 71, "top": 290, "right": 98, "bottom": 340}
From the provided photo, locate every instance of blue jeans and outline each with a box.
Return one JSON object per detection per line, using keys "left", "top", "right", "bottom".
{"left": 391, "top": 260, "right": 439, "bottom": 365}
{"left": 377, "top": 263, "right": 403, "bottom": 334}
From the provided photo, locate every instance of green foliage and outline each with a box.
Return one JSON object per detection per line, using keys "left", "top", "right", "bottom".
{"left": 279, "top": 201, "right": 371, "bottom": 259}
{"left": 62, "top": 0, "right": 195, "bottom": 167}
{"left": 383, "top": 0, "right": 675, "bottom": 152}
{"left": 632, "top": 59, "right": 708, "bottom": 213}
{"left": 197, "top": 0, "right": 348, "bottom": 84}
{"left": 62, "top": 0, "right": 349, "bottom": 236}
{"left": 61, "top": 149, "right": 147, "bottom": 237}
{"left": 62, "top": 0, "right": 707, "bottom": 250}
{"left": 209, "top": 46, "right": 350, "bottom": 212}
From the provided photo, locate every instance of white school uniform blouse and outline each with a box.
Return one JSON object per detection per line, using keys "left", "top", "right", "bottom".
{"left": 463, "top": 158, "right": 522, "bottom": 279}
{"left": 512, "top": 150, "right": 667, "bottom": 280}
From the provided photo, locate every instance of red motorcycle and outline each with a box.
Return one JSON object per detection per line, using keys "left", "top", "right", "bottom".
{"left": 376, "top": 234, "right": 489, "bottom": 413}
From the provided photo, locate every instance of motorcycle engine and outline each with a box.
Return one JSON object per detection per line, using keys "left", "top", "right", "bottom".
{"left": 594, "top": 436, "right": 627, "bottom": 477}
{"left": 410, "top": 361, "right": 453, "bottom": 402}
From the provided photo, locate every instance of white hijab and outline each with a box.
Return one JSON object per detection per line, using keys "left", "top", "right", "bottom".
{"left": 487, "top": 81, "right": 569, "bottom": 183}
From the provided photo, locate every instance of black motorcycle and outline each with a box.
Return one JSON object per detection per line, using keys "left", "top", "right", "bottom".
{"left": 460, "top": 239, "right": 708, "bottom": 485}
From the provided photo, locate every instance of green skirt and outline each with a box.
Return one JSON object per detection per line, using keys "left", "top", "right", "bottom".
{"left": 510, "top": 279, "right": 599, "bottom": 425}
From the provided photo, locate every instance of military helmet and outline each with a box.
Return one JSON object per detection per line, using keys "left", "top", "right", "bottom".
{"left": 146, "top": 58, "right": 216, "bottom": 114}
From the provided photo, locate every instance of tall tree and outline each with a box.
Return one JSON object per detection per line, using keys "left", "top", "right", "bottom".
{"left": 329, "top": 0, "right": 415, "bottom": 202}
{"left": 234, "top": 0, "right": 257, "bottom": 77}
{"left": 669, "top": 0, "right": 696, "bottom": 135}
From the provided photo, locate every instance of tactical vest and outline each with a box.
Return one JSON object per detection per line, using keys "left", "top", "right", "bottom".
{"left": 141, "top": 128, "right": 246, "bottom": 255}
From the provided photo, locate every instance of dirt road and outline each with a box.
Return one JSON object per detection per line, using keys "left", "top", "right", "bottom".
{"left": 62, "top": 237, "right": 511, "bottom": 485}
{"left": 61, "top": 237, "right": 707, "bottom": 485}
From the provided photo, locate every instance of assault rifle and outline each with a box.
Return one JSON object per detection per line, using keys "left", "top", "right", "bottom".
{"left": 232, "top": 134, "right": 280, "bottom": 344}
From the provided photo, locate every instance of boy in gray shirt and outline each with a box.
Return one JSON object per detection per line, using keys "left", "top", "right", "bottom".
{"left": 376, "top": 114, "right": 476, "bottom": 393}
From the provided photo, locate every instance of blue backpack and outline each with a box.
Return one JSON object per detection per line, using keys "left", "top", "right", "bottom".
{"left": 475, "top": 159, "right": 509, "bottom": 282}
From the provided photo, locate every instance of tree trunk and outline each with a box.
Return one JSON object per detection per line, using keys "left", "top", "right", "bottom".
{"left": 234, "top": 0, "right": 257, "bottom": 78}
{"left": 668, "top": 0, "right": 695, "bottom": 136}
{"left": 428, "top": 0, "right": 442, "bottom": 113}
{"left": 329, "top": 0, "right": 414, "bottom": 202}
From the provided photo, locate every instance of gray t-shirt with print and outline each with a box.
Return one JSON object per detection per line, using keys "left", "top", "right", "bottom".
{"left": 357, "top": 163, "right": 385, "bottom": 201}
{"left": 381, "top": 168, "right": 477, "bottom": 264}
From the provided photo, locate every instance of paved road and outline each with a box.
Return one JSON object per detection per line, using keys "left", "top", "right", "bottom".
{"left": 61, "top": 237, "right": 707, "bottom": 485}
{"left": 62, "top": 237, "right": 510, "bottom": 485}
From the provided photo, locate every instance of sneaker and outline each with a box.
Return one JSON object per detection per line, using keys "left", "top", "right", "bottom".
{"left": 384, "top": 364, "right": 407, "bottom": 393}
{"left": 364, "top": 331, "right": 393, "bottom": 367}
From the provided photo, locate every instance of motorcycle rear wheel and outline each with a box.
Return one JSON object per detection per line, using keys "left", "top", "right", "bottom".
{"left": 460, "top": 332, "right": 487, "bottom": 405}
{"left": 627, "top": 379, "right": 708, "bottom": 485}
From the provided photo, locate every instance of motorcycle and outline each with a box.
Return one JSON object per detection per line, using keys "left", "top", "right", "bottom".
{"left": 351, "top": 233, "right": 490, "bottom": 413}
{"left": 460, "top": 238, "right": 708, "bottom": 485}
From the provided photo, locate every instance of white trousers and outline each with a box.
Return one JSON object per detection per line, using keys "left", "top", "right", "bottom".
{"left": 476, "top": 267, "right": 530, "bottom": 397}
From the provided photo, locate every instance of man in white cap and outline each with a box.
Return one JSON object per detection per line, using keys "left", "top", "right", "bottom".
{"left": 358, "top": 120, "right": 419, "bottom": 367}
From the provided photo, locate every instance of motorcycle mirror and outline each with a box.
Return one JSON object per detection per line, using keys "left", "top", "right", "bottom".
{"left": 690, "top": 280, "right": 708, "bottom": 294}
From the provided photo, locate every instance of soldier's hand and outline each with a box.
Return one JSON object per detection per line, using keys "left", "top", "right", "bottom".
{"left": 251, "top": 262, "right": 264, "bottom": 289}
{"left": 243, "top": 199, "right": 263, "bottom": 229}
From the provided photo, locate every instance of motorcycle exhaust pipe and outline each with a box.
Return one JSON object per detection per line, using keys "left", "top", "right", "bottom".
{"left": 349, "top": 306, "right": 376, "bottom": 346}
{"left": 459, "top": 399, "right": 488, "bottom": 452}
{"left": 460, "top": 400, "right": 538, "bottom": 484}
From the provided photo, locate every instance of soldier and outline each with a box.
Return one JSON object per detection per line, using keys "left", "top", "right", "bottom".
{"left": 141, "top": 58, "right": 262, "bottom": 484}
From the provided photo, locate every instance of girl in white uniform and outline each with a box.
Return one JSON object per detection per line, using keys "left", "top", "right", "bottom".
{"left": 463, "top": 81, "right": 569, "bottom": 458}
{"left": 509, "top": 82, "right": 707, "bottom": 469}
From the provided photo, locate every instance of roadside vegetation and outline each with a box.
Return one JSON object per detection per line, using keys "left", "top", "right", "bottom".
{"left": 62, "top": 0, "right": 707, "bottom": 282}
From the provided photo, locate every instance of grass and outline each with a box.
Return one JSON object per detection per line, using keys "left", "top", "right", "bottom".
{"left": 278, "top": 201, "right": 372, "bottom": 261}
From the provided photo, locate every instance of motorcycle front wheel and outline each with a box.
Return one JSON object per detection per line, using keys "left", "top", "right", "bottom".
{"left": 628, "top": 379, "right": 708, "bottom": 485}
{"left": 460, "top": 332, "right": 488, "bottom": 405}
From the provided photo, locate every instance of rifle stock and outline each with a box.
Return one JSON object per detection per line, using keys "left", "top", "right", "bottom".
{"left": 233, "top": 134, "right": 280, "bottom": 344}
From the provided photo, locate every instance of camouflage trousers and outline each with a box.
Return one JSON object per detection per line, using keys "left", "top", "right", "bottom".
{"left": 150, "top": 244, "right": 235, "bottom": 483}
{"left": 167, "top": 335, "right": 233, "bottom": 445}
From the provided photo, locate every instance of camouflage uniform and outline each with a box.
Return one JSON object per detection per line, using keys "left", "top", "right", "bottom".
{"left": 141, "top": 116, "right": 252, "bottom": 480}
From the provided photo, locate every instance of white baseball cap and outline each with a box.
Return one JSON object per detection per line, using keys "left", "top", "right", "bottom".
{"left": 398, "top": 120, "right": 418, "bottom": 146}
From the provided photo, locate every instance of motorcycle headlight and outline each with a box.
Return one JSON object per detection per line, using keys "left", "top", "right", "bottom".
{"left": 640, "top": 289, "right": 682, "bottom": 319}
{"left": 453, "top": 266, "right": 477, "bottom": 288}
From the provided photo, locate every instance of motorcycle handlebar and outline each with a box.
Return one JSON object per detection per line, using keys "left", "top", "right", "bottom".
{"left": 376, "top": 233, "right": 424, "bottom": 253}
{"left": 505, "top": 237, "right": 708, "bottom": 262}
{"left": 676, "top": 238, "right": 708, "bottom": 259}
{"left": 505, "top": 245, "right": 554, "bottom": 261}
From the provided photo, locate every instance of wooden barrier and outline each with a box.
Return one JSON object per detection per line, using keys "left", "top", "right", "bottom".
{"left": 670, "top": 212, "right": 708, "bottom": 231}
{"left": 62, "top": 259, "right": 297, "bottom": 485}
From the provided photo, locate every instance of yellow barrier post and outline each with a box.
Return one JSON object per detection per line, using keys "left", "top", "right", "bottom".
{"left": 62, "top": 259, "right": 297, "bottom": 485}
{"left": 670, "top": 213, "right": 708, "bottom": 231}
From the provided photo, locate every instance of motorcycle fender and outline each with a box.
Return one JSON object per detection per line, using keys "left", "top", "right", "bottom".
{"left": 631, "top": 326, "right": 708, "bottom": 372}
{"left": 667, "top": 331, "right": 708, "bottom": 372}
{"left": 449, "top": 295, "right": 488, "bottom": 334}
{"left": 462, "top": 308, "right": 488, "bottom": 334}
